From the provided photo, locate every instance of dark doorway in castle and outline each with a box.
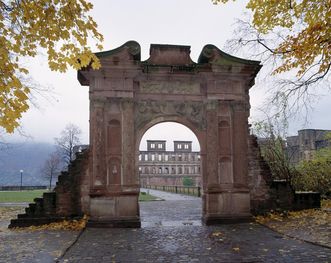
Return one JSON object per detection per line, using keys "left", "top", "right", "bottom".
{"left": 137, "top": 122, "right": 202, "bottom": 227}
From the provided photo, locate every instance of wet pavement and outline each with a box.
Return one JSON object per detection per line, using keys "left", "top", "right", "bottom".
{"left": 140, "top": 188, "right": 202, "bottom": 227}
{"left": 140, "top": 188, "right": 200, "bottom": 201}
{"left": 0, "top": 202, "right": 29, "bottom": 207}
{"left": 1, "top": 228, "right": 79, "bottom": 263}
{"left": 59, "top": 190, "right": 331, "bottom": 263}
{"left": 0, "top": 206, "right": 79, "bottom": 263}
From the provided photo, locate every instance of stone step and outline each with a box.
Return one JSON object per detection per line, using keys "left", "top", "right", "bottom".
{"left": 17, "top": 214, "right": 28, "bottom": 219}
{"left": 34, "top": 197, "right": 43, "bottom": 204}
{"left": 26, "top": 203, "right": 36, "bottom": 215}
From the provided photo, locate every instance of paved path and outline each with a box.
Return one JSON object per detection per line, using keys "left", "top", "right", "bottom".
{"left": 59, "top": 190, "right": 331, "bottom": 263}
{"left": 0, "top": 202, "right": 29, "bottom": 207}
{"left": 141, "top": 188, "right": 200, "bottom": 201}
{"left": 140, "top": 188, "right": 201, "bottom": 227}
{"left": 0, "top": 206, "right": 79, "bottom": 263}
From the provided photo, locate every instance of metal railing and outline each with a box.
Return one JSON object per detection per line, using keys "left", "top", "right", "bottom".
{"left": 143, "top": 185, "right": 201, "bottom": 197}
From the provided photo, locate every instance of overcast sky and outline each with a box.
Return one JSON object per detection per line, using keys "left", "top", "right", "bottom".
{"left": 6, "top": 0, "right": 331, "bottom": 149}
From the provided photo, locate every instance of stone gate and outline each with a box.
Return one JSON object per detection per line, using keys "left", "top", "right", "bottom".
{"left": 77, "top": 41, "right": 262, "bottom": 227}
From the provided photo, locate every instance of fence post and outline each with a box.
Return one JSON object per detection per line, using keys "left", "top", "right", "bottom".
{"left": 198, "top": 187, "right": 201, "bottom": 197}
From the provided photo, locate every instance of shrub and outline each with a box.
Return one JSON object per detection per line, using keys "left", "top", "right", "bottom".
{"left": 182, "top": 177, "right": 194, "bottom": 187}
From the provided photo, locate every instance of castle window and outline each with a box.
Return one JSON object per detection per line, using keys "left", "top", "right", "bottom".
{"left": 151, "top": 154, "right": 155, "bottom": 161}
{"left": 158, "top": 155, "right": 162, "bottom": 161}
{"left": 139, "top": 154, "right": 142, "bottom": 161}
{"left": 184, "top": 144, "right": 189, "bottom": 149}
{"left": 165, "top": 167, "right": 169, "bottom": 174}
{"left": 178, "top": 144, "right": 182, "bottom": 149}
{"left": 151, "top": 143, "right": 155, "bottom": 149}
{"left": 158, "top": 167, "right": 162, "bottom": 174}
{"left": 171, "top": 155, "right": 176, "bottom": 161}
{"left": 178, "top": 155, "right": 182, "bottom": 161}
{"left": 171, "top": 167, "right": 176, "bottom": 174}
{"left": 158, "top": 144, "right": 162, "bottom": 149}
{"left": 144, "top": 154, "right": 148, "bottom": 161}
{"left": 178, "top": 166, "right": 183, "bottom": 174}
{"left": 165, "top": 155, "right": 169, "bottom": 161}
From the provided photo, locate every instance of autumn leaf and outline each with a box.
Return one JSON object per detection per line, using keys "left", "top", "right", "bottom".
{"left": 0, "top": 0, "right": 103, "bottom": 133}
{"left": 211, "top": 231, "right": 223, "bottom": 237}
{"left": 13, "top": 215, "right": 89, "bottom": 231}
{"left": 213, "top": 0, "right": 331, "bottom": 91}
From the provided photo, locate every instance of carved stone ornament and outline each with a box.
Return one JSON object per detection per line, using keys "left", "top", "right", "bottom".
{"left": 140, "top": 81, "right": 200, "bottom": 95}
{"left": 135, "top": 100, "right": 206, "bottom": 130}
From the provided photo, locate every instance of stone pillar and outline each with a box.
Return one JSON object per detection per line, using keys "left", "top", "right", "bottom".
{"left": 203, "top": 100, "right": 251, "bottom": 224}
{"left": 203, "top": 100, "right": 222, "bottom": 224}
{"left": 88, "top": 98, "right": 140, "bottom": 227}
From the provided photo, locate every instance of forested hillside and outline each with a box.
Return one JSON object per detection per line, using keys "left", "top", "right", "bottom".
{"left": 0, "top": 143, "right": 55, "bottom": 186}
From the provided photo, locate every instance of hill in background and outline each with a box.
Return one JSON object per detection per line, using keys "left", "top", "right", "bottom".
{"left": 0, "top": 142, "right": 55, "bottom": 186}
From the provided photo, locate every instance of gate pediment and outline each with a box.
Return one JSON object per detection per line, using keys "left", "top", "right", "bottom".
{"left": 144, "top": 44, "right": 195, "bottom": 65}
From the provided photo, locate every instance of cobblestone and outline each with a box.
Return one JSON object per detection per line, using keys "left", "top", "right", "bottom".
{"left": 59, "top": 224, "right": 331, "bottom": 263}
{"left": 59, "top": 190, "right": 331, "bottom": 263}
{"left": 0, "top": 206, "right": 79, "bottom": 263}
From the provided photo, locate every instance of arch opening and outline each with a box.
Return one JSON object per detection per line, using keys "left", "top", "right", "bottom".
{"left": 136, "top": 121, "right": 203, "bottom": 226}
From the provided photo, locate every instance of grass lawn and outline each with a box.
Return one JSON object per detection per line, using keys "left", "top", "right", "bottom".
{"left": 0, "top": 190, "right": 45, "bottom": 203}
{"left": 139, "top": 192, "right": 161, "bottom": 201}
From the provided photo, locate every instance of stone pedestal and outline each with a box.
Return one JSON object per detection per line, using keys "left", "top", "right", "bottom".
{"left": 88, "top": 195, "right": 140, "bottom": 227}
{"left": 203, "top": 191, "right": 252, "bottom": 224}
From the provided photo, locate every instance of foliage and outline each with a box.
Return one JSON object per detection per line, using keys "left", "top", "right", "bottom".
{"left": 12, "top": 214, "right": 89, "bottom": 231}
{"left": 213, "top": 0, "right": 331, "bottom": 114}
{"left": 0, "top": 190, "right": 44, "bottom": 203}
{"left": 255, "top": 208, "right": 331, "bottom": 248}
{"left": 0, "top": 0, "right": 103, "bottom": 133}
{"left": 294, "top": 136, "right": 331, "bottom": 196}
{"left": 139, "top": 192, "right": 160, "bottom": 202}
{"left": 40, "top": 152, "right": 61, "bottom": 189}
{"left": 182, "top": 177, "right": 194, "bottom": 187}
{"left": 55, "top": 123, "right": 81, "bottom": 165}
{"left": 253, "top": 115, "right": 297, "bottom": 186}
{"left": 0, "top": 206, "right": 24, "bottom": 221}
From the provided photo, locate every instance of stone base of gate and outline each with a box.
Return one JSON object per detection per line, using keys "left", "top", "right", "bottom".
{"left": 88, "top": 195, "right": 141, "bottom": 228}
{"left": 203, "top": 190, "right": 252, "bottom": 225}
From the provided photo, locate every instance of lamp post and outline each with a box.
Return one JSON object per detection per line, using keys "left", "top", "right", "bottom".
{"left": 20, "top": 169, "right": 23, "bottom": 191}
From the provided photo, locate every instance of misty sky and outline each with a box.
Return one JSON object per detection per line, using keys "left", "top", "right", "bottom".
{"left": 5, "top": 0, "right": 331, "bottom": 150}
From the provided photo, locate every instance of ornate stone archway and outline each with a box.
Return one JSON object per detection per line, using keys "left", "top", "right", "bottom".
{"left": 78, "top": 41, "right": 262, "bottom": 227}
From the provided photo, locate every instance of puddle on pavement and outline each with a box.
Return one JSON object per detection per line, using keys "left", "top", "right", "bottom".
{"left": 141, "top": 220, "right": 202, "bottom": 228}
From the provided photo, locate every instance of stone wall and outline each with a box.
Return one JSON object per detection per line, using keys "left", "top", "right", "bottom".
{"left": 248, "top": 135, "right": 305, "bottom": 213}
{"left": 9, "top": 150, "right": 90, "bottom": 228}
{"left": 247, "top": 135, "right": 274, "bottom": 213}
{"left": 55, "top": 149, "right": 90, "bottom": 217}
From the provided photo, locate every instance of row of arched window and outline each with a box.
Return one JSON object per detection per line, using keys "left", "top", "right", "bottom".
{"left": 139, "top": 165, "right": 200, "bottom": 175}
{"left": 139, "top": 153, "right": 200, "bottom": 162}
